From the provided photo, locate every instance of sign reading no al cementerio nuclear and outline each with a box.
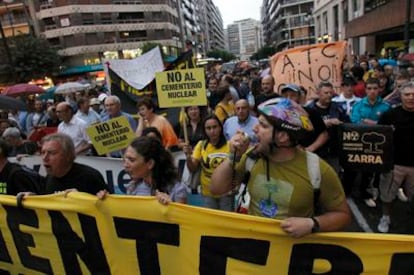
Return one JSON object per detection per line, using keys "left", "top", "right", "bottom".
{"left": 155, "top": 68, "right": 207, "bottom": 108}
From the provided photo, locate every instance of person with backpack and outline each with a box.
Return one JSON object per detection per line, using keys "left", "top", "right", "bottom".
{"left": 0, "top": 139, "right": 44, "bottom": 195}
{"left": 211, "top": 98, "right": 351, "bottom": 238}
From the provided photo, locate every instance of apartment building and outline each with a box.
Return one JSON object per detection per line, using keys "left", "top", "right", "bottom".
{"left": 227, "top": 18, "right": 263, "bottom": 60}
{"left": 261, "top": 0, "right": 314, "bottom": 51}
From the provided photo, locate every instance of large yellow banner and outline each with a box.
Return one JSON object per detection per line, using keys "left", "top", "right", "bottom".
{"left": 0, "top": 193, "right": 413, "bottom": 274}
{"left": 271, "top": 41, "right": 347, "bottom": 99}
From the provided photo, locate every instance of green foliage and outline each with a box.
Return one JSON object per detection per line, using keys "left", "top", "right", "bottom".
{"left": 206, "top": 49, "right": 236, "bottom": 62}
{"left": 0, "top": 34, "right": 61, "bottom": 84}
{"left": 12, "top": 36, "right": 61, "bottom": 82}
{"left": 250, "top": 45, "right": 277, "bottom": 61}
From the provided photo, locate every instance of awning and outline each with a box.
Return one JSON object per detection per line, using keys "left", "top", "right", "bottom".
{"left": 59, "top": 64, "right": 104, "bottom": 76}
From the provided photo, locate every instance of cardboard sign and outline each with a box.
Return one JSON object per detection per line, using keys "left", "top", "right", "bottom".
{"left": 338, "top": 123, "right": 393, "bottom": 172}
{"left": 271, "top": 41, "right": 347, "bottom": 98}
{"left": 155, "top": 68, "right": 207, "bottom": 108}
{"left": 86, "top": 116, "right": 136, "bottom": 155}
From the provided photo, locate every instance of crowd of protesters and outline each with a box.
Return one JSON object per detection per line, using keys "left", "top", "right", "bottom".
{"left": 0, "top": 51, "right": 413, "bottom": 236}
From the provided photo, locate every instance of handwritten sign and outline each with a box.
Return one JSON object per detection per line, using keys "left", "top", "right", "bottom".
{"left": 271, "top": 41, "right": 347, "bottom": 98}
{"left": 86, "top": 116, "right": 136, "bottom": 155}
{"left": 155, "top": 68, "right": 207, "bottom": 108}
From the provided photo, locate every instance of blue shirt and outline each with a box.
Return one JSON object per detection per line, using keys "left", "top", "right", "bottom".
{"left": 223, "top": 115, "right": 258, "bottom": 143}
{"left": 350, "top": 96, "right": 390, "bottom": 124}
{"left": 101, "top": 111, "right": 137, "bottom": 131}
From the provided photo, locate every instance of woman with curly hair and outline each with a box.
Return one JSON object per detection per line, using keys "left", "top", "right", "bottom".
{"left": 98, "top": 136, "right": 187, "bottom": 204}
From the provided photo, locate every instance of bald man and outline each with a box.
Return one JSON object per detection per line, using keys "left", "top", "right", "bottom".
{"left": 255, "top": 75, "right": 279, "bottom": 106}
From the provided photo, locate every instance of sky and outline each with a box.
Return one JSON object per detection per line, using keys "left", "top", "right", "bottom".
{"left": 213, "top": 0, "right": 262, "bottom": 27}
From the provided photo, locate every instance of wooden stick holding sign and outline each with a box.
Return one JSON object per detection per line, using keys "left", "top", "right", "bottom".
{"left": 181, "top": 107, "right": 189, "bottom": 144}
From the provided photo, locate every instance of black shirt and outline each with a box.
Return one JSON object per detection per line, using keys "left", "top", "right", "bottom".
{"left": 378, "top": 106, "right": 414, "bottom": 166}
{"left": 0, "top": 162, "right": 44, "bottom": 195}
{"left": 42, "top": 163, "right": 109, "bottom": 195}
{"left": 299, "top": 107, "right": 329, "bottom": 157}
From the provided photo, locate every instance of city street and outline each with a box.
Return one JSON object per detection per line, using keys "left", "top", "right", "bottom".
{"left": 347, "top": 196, "right": 414, "bottom": 235}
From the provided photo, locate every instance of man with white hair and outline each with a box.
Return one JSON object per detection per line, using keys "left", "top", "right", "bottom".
{"left": 2, "top": 127, "right": 37, "bottom": 156}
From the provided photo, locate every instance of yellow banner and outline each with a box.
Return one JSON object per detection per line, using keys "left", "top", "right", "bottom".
{"left": 0, "top": 193, "right": 413, "bottom": 274}
{"left": 155, "top": 68, "right": 207, "bottom": 108}
{"left": 86, "top": 116, "right": 136, "bottom": 155}
{"left": 271, "top": 41, "right": 346, "bottom": 99}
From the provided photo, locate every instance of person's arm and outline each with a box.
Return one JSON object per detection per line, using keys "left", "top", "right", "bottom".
{"left": 306, "top": 130, "right": 329, "bottom": 152}
{"left": 135, "top": 116, "right": 145, "bottom": 137}
{"left": 350, "top": 102, "right": 362, "bottom": 124}
{"left": 210, "top": 131, "right": 250, "bottom": 195}
{"left": 75, "top": 142, "right": 91, "bottom": 155}
{"left": 280, "top": 200, "right": 351, "bottom": 238}
{"left": 210, "top": 159, "right": 235, "bottom": 195}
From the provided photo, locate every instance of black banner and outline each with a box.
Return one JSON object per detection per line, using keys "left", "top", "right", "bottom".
{"left": 338, "top": 123, "right": 393, "bottom": 172}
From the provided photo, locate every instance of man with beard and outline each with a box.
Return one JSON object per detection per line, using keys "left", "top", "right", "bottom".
{"left": 211, "top": 98, "right": 350, "bottom": 238}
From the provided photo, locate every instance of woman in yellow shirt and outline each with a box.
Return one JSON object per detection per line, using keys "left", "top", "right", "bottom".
{"left": 214, "top": 84, "right": 235, "bottom": 123}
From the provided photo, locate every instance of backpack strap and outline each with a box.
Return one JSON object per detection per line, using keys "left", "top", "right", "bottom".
{"left": 305, "top": 151, "right": 321, "bottom": 212}
{"left": 306, "top": 151, "right": 321, "bottom": 190}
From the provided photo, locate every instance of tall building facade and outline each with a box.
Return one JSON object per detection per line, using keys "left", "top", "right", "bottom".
{"left": 344, "top": 0, "right": 413, "bottom": 55}
{"left": 0, "top": 1, "right": 31, "bottom": 38}
{"left": 0, "top": 1, "right": 32, "bottom": 65}
{"left": 313, "top": 0, "right": 413, "bottom": 56}
{"left": 30, "top": 0, "right": 182, "bottom": 68}
{"left": 262, "top": 0, "right": 314, "bottom": 51}
{"left": 227, "top": 18, "right": 263, "bottom": 60}
{"left": 197, "top": 0, "right": 225, "bottom": 55}
{"left": 313, "top": 0, "right": 346, "bottom": 44}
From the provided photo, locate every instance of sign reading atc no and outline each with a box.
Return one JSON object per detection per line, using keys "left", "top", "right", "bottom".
{"left": 155, "top": 68, "right": 207, "bottom": 108}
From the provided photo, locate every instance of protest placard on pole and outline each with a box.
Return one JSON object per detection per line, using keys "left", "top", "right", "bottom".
{"left": 155, "top": 68, "right": 207, "bottom": 108}
{"left": 86, "top": 116, "right": 136, "bottom": 155}
{"left": 338, "top": 123, "right": 393, "bottom": 172}
{"left": 271, "top": 41, "right": 347, "bottom": 99}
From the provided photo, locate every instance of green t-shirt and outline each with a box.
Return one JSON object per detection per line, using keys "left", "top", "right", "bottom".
{"left": 236, "top": 149, "right": 345, "bottom": 219}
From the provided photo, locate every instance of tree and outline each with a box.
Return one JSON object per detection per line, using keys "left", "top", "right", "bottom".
{"left": 207, "top": 49, "right": 236, "bottom": 62}
{"left": 0, "top": 34, "right": 61, "bottom": 84}
{"left": 250, "top": 45, "right": 277, "bottom": 61}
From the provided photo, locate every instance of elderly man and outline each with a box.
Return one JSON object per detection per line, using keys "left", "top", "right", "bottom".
{"left": 19, "top": 133, "right": 109, "bottom": 196}
{"left": 223, "top": 99, "right": 258, "bottom": 144}
{"left": 101, "top": 95, "right": 137, "bottom": 131}
{"left": 56, "top": 102, "right": 91, "bottom": 155}
{"left": 2, "top": 127, "right": 37, "bottom": 156}
{"left": 102, "top": 95, "right": 137, "bottom": 157}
